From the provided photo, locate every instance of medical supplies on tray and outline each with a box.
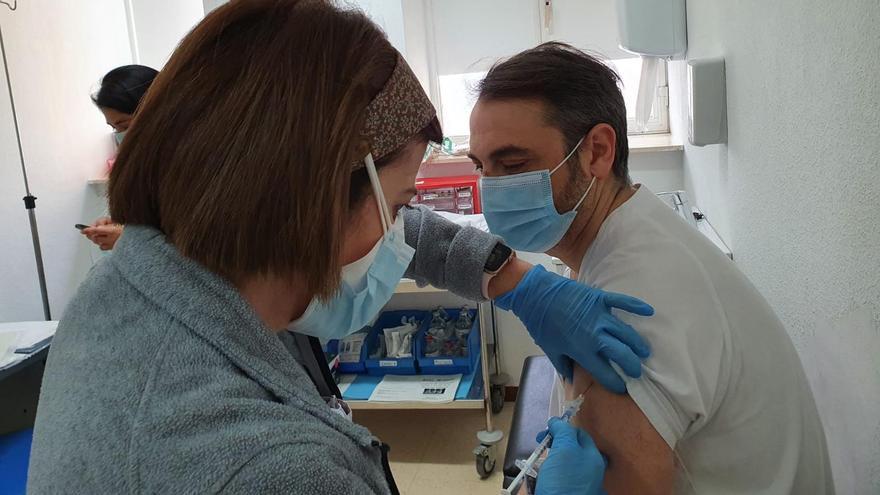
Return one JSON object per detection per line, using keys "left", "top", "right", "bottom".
{"left": 364, "top": 310, "right": 426, "bottom": 376}
{"left": 326, "top": 328, "right": 370, "bottom": 374}
{"left": 326, "top": 307, "right": 480, "bottom": 377}
{"left": 372, "top": 316, "right": 419, "bottom": 359}
{"left": 418, "top": 306, "right": 480, "bottom": 375}
{"left": 423, "top": 307, "right": 472, "bottom": 358}
{"left": 411, "top": 175, "right": 482, "bottom": 215}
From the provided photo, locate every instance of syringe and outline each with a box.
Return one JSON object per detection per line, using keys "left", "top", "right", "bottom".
{"left": 500, "top": 394, "right": 584, "bottom": 495}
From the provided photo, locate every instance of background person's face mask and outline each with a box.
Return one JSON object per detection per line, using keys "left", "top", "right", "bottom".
{"left": 287, "top": 153, "right": 415, "bottom": 339}
{"left": 480, "top": 137, "right": 595, "bottom": 252}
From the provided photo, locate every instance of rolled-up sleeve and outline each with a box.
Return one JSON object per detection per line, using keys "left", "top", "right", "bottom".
{"left": 402, "top": 205, "right": 501, "bottom": 302}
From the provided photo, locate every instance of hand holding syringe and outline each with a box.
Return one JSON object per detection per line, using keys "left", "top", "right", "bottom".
{"left": 501, "top": 394, "right": 585, "bottom": 495}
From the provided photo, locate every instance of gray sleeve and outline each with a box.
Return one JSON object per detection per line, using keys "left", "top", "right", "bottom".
{"left": 218, "top": 443, "right": 381, "bottom": 494}
{"left": 403, "top": 205, "right": 501, "bottom": 302}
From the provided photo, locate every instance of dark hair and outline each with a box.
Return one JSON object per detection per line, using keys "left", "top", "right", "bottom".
{"left": 109, "top": 0, "right": 437, "bottom": 299}
{"left": 478, "top": 42, "right": 630, "bottom": 183}
{"left": 92, "top": 65, "right": 158, "bottom": 115}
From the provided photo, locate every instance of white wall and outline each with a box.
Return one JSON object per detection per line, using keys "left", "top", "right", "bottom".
{"left": 630, "top": 151, "right": 684, "bottom": 192}
{"left": 0, "top": 1, "right": 131, "bottom": 322}
{"left": 0, "top": 0, "right": 209, "bottom": 323}
{"left": 128, "top": 0, "right": 204, "bottom": 69}
{"left": 675, "top": 0, "right": 880, "bottom": 491}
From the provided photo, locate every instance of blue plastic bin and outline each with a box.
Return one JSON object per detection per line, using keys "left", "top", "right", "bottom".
{"left": 417, "top": 308, "right": 480, "bottom": 375}
{"left": 364, "top": 310, "right": 428, "bottom": 376}
{"left": 326, "top": 327, "right": 370, "bottom": 374}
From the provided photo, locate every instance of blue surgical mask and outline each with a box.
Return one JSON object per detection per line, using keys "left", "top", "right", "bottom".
{"left": 479, "top": 137, "right": 595, "bottom": 253}
{"left": 114, "top": 130, "right": 127, "bottom": 146}
{"left": 287, "top": 153, "right": 415, "bottom": 340}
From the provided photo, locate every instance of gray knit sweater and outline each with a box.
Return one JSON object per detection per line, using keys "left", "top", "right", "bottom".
{"left": 27, "top": 206, "right": 499, "bottom": 494}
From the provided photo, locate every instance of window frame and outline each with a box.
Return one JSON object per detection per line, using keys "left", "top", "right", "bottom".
{"left": 624, "top": 58, "right": 670, "bottom": 136}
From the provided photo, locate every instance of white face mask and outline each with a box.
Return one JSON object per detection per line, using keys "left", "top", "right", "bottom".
{"left": 287, "top": 153, "right": 415, "bottom": 339}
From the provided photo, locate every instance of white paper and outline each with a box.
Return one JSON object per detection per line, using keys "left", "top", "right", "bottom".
{"left": 369, "top": 374, "right": 462, "bottom": 403}
{"left": 0, "top": 332, "right": 21, "bottom": 369}
{"left": 0, "top": 321, "right": 58, "bottom": 370}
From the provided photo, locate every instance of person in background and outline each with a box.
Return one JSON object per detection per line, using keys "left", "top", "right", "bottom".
{"left": 82, "top": 64, "right": 158, "bottom": 250}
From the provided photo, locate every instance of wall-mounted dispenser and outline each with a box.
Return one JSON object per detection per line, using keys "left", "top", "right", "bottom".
{"left": 688, "top": 57, "right": 727, "bottom": 146}
{"left": 617, "top": 0, "right": 688, "bottom": 58}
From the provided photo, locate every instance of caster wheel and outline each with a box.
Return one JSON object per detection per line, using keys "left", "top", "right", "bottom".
{"left": 475, "top": 452, "right": 496, "bottom": 479}
{"left": 490, "top": 384, "right": 505, "bottom": 414}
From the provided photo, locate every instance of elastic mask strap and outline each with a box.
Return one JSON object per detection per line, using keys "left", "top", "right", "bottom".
{"left": 364, "top": 153, "right": 393, "bottom": 233}
{"left": 550, "top": 136, "right": 586, "bottom": 175}
{"left": 572, "top": 176, "right": 597, "bottom": 212}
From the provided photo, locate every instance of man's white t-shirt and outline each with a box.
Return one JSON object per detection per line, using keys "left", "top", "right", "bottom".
{"left": 572, "top": 186, "right": 833, "bottom": 494}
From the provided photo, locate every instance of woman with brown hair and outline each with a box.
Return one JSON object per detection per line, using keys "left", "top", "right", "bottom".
{"left": 27, "top": 1, "right": 651, "bottom": 493}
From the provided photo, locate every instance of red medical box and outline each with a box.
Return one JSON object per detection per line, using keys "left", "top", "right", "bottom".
{"left": 412, "top": 175, "right": 481, "bottom": 215}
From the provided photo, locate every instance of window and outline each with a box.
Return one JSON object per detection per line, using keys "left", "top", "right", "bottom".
{"left": 420, "top": 0, "right": 670, "bottom": 139}
{"left": 436, "top": 58, "right": 669, "bottom": 139}
{"left": 437, "top": 71, "right": 486, "bottom": 137}
{"left": 608, "top": 57, "right": 670, "bottom": 135}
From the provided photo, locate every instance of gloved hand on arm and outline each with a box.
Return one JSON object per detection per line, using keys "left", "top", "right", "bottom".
{"left": 535, "top": 417, "right": 607, "bottom": 495}
{"left": 495, "top": 265, "right": 653, "bottom": 393}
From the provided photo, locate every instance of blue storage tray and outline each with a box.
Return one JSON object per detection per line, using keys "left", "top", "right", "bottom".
{"left": 326, "top": 327, "right": 370, "bottom": 374}
{"left": 364, "top": 310, "right": 428, "bottom": 376}
{"left": 417, "top": 308, "right": 480, "bottom": 375}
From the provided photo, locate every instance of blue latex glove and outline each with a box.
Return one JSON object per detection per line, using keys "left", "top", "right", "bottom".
{"left": 535, "top": 417, "right": 607, "bottom": 495}
{"left": 495, "top": 265, "right": 653, "bottom": 392}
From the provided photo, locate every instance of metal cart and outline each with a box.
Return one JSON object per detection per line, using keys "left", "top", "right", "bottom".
{"left": 345, "top": 280, "right": 507, "bottom": 479}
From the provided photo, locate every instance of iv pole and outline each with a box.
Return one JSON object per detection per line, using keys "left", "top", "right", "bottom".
{"left": 1, "top": 0, "right": 51, "bottom": 320}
